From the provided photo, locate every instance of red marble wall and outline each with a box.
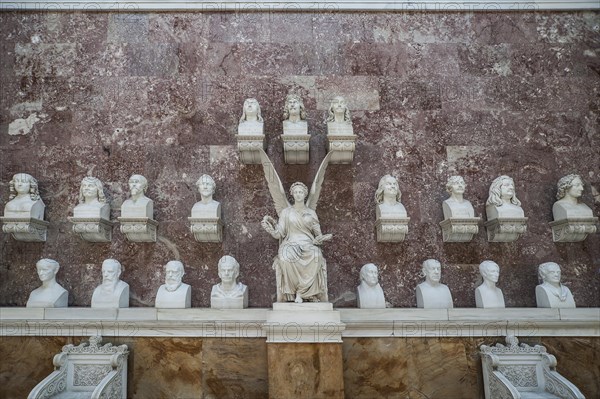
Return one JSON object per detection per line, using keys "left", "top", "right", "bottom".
{"left": 0, "top": 11, "right": 599, "bottom": 308}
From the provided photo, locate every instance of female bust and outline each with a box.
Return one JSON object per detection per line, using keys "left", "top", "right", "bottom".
{"left": 238, "top": 98, "right": 264, "bottom": 136}
{"left": 552, "top": 174, "right": 594, "bottom": 219}
{"left": 485, "top": 175, "right": 524, "bottom": 219}
{"left": 282, "top": 94, "right": 308, "bottom": 135}
{"left": 3, "top": 173, "right": 45, "bottom": 219}
{"left": 442, "top": 175, "right": 475, "bottom": 219}
{"left": 73, "top": 176, "right": 110, "bottom": 219}
{"left": 326, "top": 96, "right": 353, "bottom": 136}
{"left": 26, "top": 259, "right": 68, "bottom": 308}
{"left": 375, "top": 175, "right": 407, "bottom": 219}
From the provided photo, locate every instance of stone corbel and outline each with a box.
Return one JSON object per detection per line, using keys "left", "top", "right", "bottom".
{"left": 439, "top": 217, "right": 481, "bottom": 242}
{"left": 484, "top": 217, "right": 528, "bottom": 242}
{"left": 236, "top": 134, "right": 266, "bottom": 164}
{"left": 282, "top": 135, "right": 310, "bottom": 164}
{"left": 375, "top": 217, "right": 410, "bottom": 242}
{"left": 189, "top": 217, "right": 223, "bottom": 242}
{"left": 549, "top": 217, "right": 598, "bottom": 242}
{"left": 69, "top": 217, "right": 114, "bottom": 242}
{"left": 117, "top": 217, "right": 158, "bottom": 243}
{"left": 0, "top": 217, "right": 49, "bottom": 242}
{"left": 327, "top": 135, "right": 357, "bottom": 164}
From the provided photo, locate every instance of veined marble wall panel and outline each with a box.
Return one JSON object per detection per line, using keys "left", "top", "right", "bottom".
{"left": 0, "top": 11, "right": 599, "bottom": 308}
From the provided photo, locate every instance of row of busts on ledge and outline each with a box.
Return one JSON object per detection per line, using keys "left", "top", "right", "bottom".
{"left": 237, "top": 95, "right": 356, "bottom": 164}
{"left": 2, "top": 172, "right": 596, "bottom": 243}
{"left": 25, "top": 257, "right": 575, "bottom": 310}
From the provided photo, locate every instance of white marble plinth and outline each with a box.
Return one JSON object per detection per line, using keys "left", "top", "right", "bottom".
{"left": 189, "top": 217, "right": 223, "bottom": 242}
{"left": 211, "top": 295, "right": 247, "bottom": 309}
{"left": 282, "top": 134, "right": 310, "bottom": 164}
{"left": 69, "top": 217, "right": 114, "bottom": 242}
{"left": 439, "top": 217, "right": 481, "bottom": 242}
{"left": 0, "top": 217, "right": 49, "bottom": 242}
{"left": 236, "top": 134, "right": 266, "bottom": 164}
{"left": 485, "top": 217, "right": 527, "bottom": 242}
{"left": 549, "top": 217, "right": 598, "bottom": 242}
{"left": 118, "top": 217, "right": 158, "bottom": 242}
{"left": 375, "top": 217, "right": 410, "bottom": 242}
{"left": 265, "top": 302, "right": 345, "bottom": 343}
{"left": 327, "top": 135, "right": 357, "bottom": 164}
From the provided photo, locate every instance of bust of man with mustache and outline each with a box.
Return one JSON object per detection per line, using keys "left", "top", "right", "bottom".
{"left": 155, "top": 260, "right": 191, "bottom": 309}
{"left": 91, "top": 259, "right": 129, "bottom": 308}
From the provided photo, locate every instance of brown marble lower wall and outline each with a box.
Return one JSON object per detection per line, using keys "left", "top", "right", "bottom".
{"left": 0, "top": 336, "right": 597, "bottom": 399}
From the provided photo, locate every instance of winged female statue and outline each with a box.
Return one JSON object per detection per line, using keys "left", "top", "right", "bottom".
{"left": 259, "top": 149, "right": 333, "bottom": 303}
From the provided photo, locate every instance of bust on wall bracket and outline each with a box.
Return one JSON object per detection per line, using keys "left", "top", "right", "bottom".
{"left": 189, "top": 174, "right": 223, "bottom": 242}
{"left": 281, "top": 94, "right": 310, "bottom": 164}
{"left": 484, "top": 175, "right": 527, "bottom": 242}
{"left": 69, "top": 176, "right": 114, "bottom": 243}
{"left": 326, "top": 96, "right": 356, "bottom": 164}
{"left": 118, "top": 174, "right": 158, "bottom": 242}
{"left": 375, "top": 175, "right": 409, "bottom": 242}
{"left": 1, "top": 173, "right": 49, "bottom": 242}
{"left": 549, "top": 174, "right": 598, "bottom": 242}
{"left": 236, "top": 98, "right": 266, "bottom": 164}
{"left": 439, "top": 176, "right": 481, "bottom": 242}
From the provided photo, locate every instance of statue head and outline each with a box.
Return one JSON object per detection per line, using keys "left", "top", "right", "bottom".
{"left": 128, "top": 174, "right": 148, "bottom": 197}
{"left": 9, "top": 173, "right": 40, "bottom": 201}
{"left": 36, "top": 258, "right": 59, "bottom": 283}
{"left": 239, "top": 98, "right": 263, "bottom": 123}
{"left": 422, "top": 259, "right": 442, "bottom": 284}
{"left": 101, "top": 259, "right": 122, "bottom": 287}
{"left": 479, "top": 261, "right": 500, "bottom": 284}
{"left": 196, "top": 174, "right": 216, "bottom": 199}
{"left": 556, "top": 174, "right": 584, "bottom": 202}
{"left": 164, "top": 260, "right": 185, "bottom": 291}
{"left": 289, "top": 182, "right": 309, "bottom": 204}
{"left": 327, "top": 96, "right": 351, "bottom": 123}
{"left": 360, "top": 263, "right": 379, "bottom": 287}
{"left": 283, "top": 94, "right": 306, "bottom": 121}
{"left": 375, "top": 175, "right": 401, "bottom": 204}
{"left": 538, "top": 262, "right": 562, "bottom": 285}
{"left": 446, "top": 176, "right": 466, "bottom": 195}
{"left": 486, "top": 175, "right": 521, "bottom": 207}
{"left": 218, "top": 255, "right": 240, "bottom": 284}
{"left": 79, "top": 177, "right": 106, "bottom": 204}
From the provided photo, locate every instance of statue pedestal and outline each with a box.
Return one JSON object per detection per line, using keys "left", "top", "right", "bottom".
{"left": 327, "top": 135, "right": 356, "bottom": 164}
{"left": 549, "top": 217, "right": 598, "bottom": 242}
{"left": 189, "top": 217, "right": 223, "bottom": 242}
{"left": 484, "top": 217, "right": 527, "bottom": 242}
{"left": 439, "top": 217, "right": 481, "bottom": 242}
{"left": 118, "top": 217, "right": 158, "bottom": 242}
{"left": 236, "top": 134, "right": 266, "bottom": 164}
{"left": 375, "top": 217, "right": 410, "bottom": 242}
{"left": 69, "top": 217, "right": 113, "bottom": 243}
{"left": 0, "top": 217, "right": 49, "bottom": 242}
{"left": 264, "top": 303, "right": 345, "bottom": 343}
{"left": 282, "top": 134, "right": 310, "bottom": 164}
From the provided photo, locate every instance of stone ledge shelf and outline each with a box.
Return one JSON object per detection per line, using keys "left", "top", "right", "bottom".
{"left": 118, "top": 217, "right": 159, "bottom": 242}
{"left": 439, "top": 217, "right": 481, "bottom": 242}
{"left": 69, "top": 217, "right": 114, "bottom": 242}
{"left": 189, "top": 217, "right": 223, "bottom": 242}
{"left": 1, "top": 308, "right": 598, "bottom": 338}
{"left": 236, "top": 135, "right": 266, "bottom": 164}
{"left": 549, "top": 217, "right": 598, "bottom": 242}
{"left": 484, "top": 217, "right": 527, "bottom": 242}
{"left": 282, "top": 135, "right": 310, "bottom": 164}
{"left": 0, "top": 217, "right": 49, "bottom": 242}
{"left": 327, "top": 135, "right": 357, "bottom": 164}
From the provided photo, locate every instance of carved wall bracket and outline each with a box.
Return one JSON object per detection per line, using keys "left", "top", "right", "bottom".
{"left": 485, "top": 218, "right": 527, "bottom": 242}
{"left": 236, "top": 134, "right": 266, "bottom": 164}
{"left": 282, "top": 135, "right": 310, "bottom": 164}
{"left": 439, "top": 217, "right": 481, "bottom": 242}
{"left": 117, "top": 217, "right": 158, "bottom": 242}
{"left": 327, "top": 135, "right": 357, "bottom": 164}
{"left": 376, "top": 218, "right": 410, "bottom": 242}
{"left": 69, "top": 217, "right": 114, "bottom": 243}
{"left": 0, "top": 217, "right": 49, "bottom": 242}
{"left": 549, "top": 217, "right": 598, "bottom": 242}
{"left": 189, "top": 217, "right": 223, "bottom": 242}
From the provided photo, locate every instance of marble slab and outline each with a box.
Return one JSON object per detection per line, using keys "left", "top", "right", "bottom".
{"left": 0, "top": 307, "right": 44, "bottom": 320}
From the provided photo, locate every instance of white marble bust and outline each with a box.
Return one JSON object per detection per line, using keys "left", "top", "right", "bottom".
{"left": 443, "top": 176, "right": 476, "bottom": 219}
{"left": 121, "top": 174, "right": 153, "bottom": 218}
{"left": 155, "top": 260, "right": 191, "bottom": 309}
{"left": 416, "top": 259, "right": 453, "bottom": 309}
{"left": 191, "top": 174, "right": 221, "bottom": 219}
{"left": 552, "top": 174, "right": 594, "bottom": 219}
{"left": 475, "top": 260, "right": 505, "bottom": 308}
{"left": 73, "top": 176, "right": 110, "bottom": 219}
{"left": 211, "top": 255, "right": 248, "bottom": 308}
{"left": 326, "top": 96, "right": 353, "bottom": 136}
{"left": 3, "top": 173, "right": 45, "bottom": 219}
{"left": 485, "top": 175, "right": 524, "bottom": 219}
{"left": 375, "top": 175, "right": 407, "bottom": 219}
{"left": 238, "top": 98, "right": 264, "bottom": 136}
{"left": 26, "top": 258, "right": 68, "bottom": 308}
{"left": 357, "top": 263, "right": 386, "bottom": 309}
{"left": 282, "top": 93, "right": 308, "bottom": 135}
{"left": 91, "top": 259, "right": 129, "bottom": 308}
{"left": 536, "top": 262, "right": 576, "bottom": 308}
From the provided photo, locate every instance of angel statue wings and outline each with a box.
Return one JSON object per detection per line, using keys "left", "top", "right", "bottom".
{"left": 259, "top": 149, "right": 333, "bottom": 303}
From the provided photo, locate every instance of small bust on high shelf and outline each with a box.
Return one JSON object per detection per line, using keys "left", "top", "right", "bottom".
{"left": 27, "top": 258, "right": 68, "bottom": 308}
{"left": 211, "top": 255, "right": 248, "bottom": 309}
{"left": 535, "top": 262, "right": 576, "bottom": 308}
{"left": 238, "top": 98, "right": 264, "bottom": 136}
{"left": 356, "top": 263, "right": 386, "bottom": 309}
{"left": 121, "top": 174, "right": 153, "bottom": 218}
{"left": 416, "top": 259, "right": 453, "bottom": 309}
{"left": 484, "top": 175, "right": 527, "bottom": 242}
{"left": 3, "top": 173, "right": 45, "bottom": 219}
{"left": 326, "top": 96, "right": 353, "bottom": 136}
{"left": 73, "top": 176, "right": 110, "bottom": 219}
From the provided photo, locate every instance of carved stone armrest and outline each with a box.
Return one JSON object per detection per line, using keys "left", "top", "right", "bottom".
{"left": 481, "top": 354, "right": 520, "bottom": 399}
{"left": 27, "top": 370, "right": 67, "bottom": 399}
{"left": 92, "top": 369, "right": 120, "bottom": 399}
{"left": 541, "top": 354, "right": 585, "bottom": 399}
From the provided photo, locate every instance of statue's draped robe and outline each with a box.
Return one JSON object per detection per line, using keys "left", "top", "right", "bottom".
{"left": 273, "top": 206, "right": 327, "bottom": 302}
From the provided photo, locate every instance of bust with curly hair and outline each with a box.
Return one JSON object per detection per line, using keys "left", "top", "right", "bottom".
{"left": 326, "top": 96, "right": 354, "bottom": 136}
{"left": 73, "top": 176, "right": 110, "bottom": 219}
{"left": 282, "top": 94, "right": 308, "bottom": 136}
{"left": 552, "top": 174, "right": 594, "bottom": 219}
{"left": 442, "top": 175, "right": 475, "bottom": 219}
{"left": 485, "top": 175, "right": 524, "bottom": 219}
{"left": 375, "top": 175, "right": 407, "bottom": 219}
{"left": 4, "top": 173, "right": 45, "bottom": 219}
{"left": 238, "top": 98, "right": 264, "bottom": 136}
